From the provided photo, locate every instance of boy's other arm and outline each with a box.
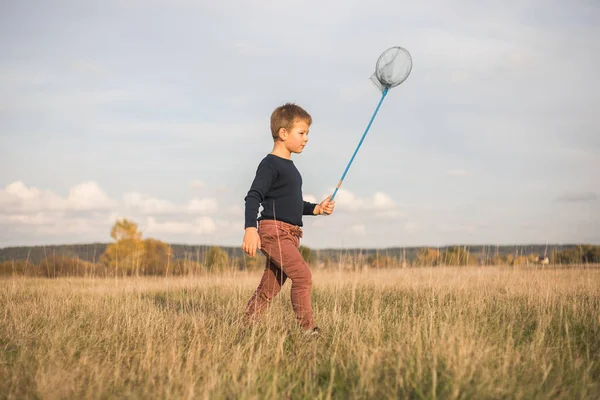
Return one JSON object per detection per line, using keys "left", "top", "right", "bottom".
{"left": 243, "top": 161, "right": 276, "bottom": 256}
{"left": 313, "top": 196, "right": 335, "bottom": 215}
{"left": 244, "top": 162, "right": 276, "bottom": 229}
{"left": 304, "top": 196, "right": 335, "bottom": 215}
{"left": 242, "top": 228, "right": 260, "bottom": 257}
{"left": 303, "top": 201, "right": 318, "bottom": 216}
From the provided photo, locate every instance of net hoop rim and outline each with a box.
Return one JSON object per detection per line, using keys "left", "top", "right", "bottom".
{"left": 375, "top": 46, "right": 413, "bottom": 89}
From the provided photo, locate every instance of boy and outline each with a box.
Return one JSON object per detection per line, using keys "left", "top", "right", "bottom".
{"left": 242, "top": 103, "right": 335, "bottom": 334}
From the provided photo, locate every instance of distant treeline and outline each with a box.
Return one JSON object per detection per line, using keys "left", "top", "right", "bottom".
{"left": 0, "top": 243, "right": 588, "bottom": 266}
{"left": 1, "top": 218, "right": 598, "bottom": 278}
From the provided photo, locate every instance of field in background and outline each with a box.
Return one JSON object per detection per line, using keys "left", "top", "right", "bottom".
{"left": 1, "top": 267, "right": 599, "bottom": 399}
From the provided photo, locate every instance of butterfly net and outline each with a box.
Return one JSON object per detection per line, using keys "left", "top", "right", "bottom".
{"left": 370, "top": 46, "right": 412, "bottom": 92}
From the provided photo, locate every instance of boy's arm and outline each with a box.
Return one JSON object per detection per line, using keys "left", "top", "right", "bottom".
{"left": 303, "top": 201, "right": 319, "bottom": 216}
{"left": 309, "top": 196, "right": 335, "bottom": 216}
{"left": 244, "top": 161, "right": 276, "bottom": 229}
{"left": 303, "top": 196, "right": 335, "bottom": 216}
{"left": 243, "top": 162, "right": 276, "bottom": 257}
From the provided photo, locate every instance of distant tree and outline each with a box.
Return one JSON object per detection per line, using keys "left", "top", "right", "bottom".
{"left": 143, "top": 238, "right": 172, "bottom": 275}
{"left": 511, "top": 255, "right": 529, "bottom": 266}
{"left": 110, "top": 219, "right": 142, "bottom": 242}
{"left": 205, "top": 246, "right": 230, "bottom": 271}
{"left": 415, "top": 248, "right": 439, "bottom": 266}
{"left": 443, "top": 246, "right": 470, "bottom": 266}
{"left": 0, "top": 260, "right": 38, "bottom": 276}
{"left": 170, "top": 257, "right": 203, "bottom": 275}
{"left": 580, "top": 245, "right": 600, "bottom": 263}
{"left": 38, "top": 254, "right": 98, "bottom": 277}
{"left": 505, "top": 254, "right": 515, "bottom": 266}
{"left": 101, "top": 227, "right": 145, "bottom": 275}
{"left": 553, "top": 245, "right": 600, "bottom": 265}
{"left": 491, "top": 255, "right": 505, "bottom": 265}
{"left": 101, "top": 218, "right": 171, "bottom": 276}
{"left": 236, "top": 254, "right": 266, "bottom": 272}
{"left": 321, "top": 256, "right": 335, "bottom": 269}
{"left": 367, "top": 254, "right": 396, "bottom": 268}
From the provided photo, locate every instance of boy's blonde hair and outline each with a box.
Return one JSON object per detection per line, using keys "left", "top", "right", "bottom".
{"left": 270, "top": 103, "right": 312, "bottom": 140}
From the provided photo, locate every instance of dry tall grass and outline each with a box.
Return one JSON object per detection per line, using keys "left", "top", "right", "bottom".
{"left": 1, "top": 266, "right": 599, "bottom": 399}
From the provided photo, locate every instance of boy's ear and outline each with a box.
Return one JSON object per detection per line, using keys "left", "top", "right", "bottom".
{"left": 278, "top": 128, "right": 288, "bottom": 141}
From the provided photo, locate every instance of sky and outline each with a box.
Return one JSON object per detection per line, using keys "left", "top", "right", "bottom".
{"left": 1, "top": 0, "right": 599, "bottom": 249}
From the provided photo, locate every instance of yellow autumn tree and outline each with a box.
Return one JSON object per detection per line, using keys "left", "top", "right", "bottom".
{"left": 101, "top": 218, "right": 171, "bottom": 276}
{"left": 443, "top": 246, "right": 471, "bottom": 266}
{"left": 415, "top": 248, "right": 440, "bottom": 266}
{"left": 368, "top": 254, "right": 396, "bottom": 268}
{"left": 205, "top": 246, "right": 229, "bottom": 272}
{"left": 143, "top": 238, "right": 172, "bottom": 275}
{"left": 236, "top": 253, "right": 265, "bottom": 271}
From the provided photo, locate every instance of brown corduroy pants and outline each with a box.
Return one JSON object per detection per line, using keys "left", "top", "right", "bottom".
{"left": 244, "top": 219, "right": 315, "bottom": 330}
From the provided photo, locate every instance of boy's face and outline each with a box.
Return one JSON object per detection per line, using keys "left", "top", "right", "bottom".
{"left": 280, "top": 119, "right": 310, "bottom": 154}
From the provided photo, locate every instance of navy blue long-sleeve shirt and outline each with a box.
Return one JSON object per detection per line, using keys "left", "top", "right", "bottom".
{"left": 244, "top": 154, "right": 317, "bottom": 228}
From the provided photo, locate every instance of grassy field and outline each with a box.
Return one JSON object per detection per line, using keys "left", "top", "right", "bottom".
{"left": 1, "top": 266, "right": 599, "bottom": 399}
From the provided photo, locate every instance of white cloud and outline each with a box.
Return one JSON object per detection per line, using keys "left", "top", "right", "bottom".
{"left": 37, "top": 218, "right": 95, "bottom": 235}
{"left": 146, "top": 216, "right": 216, "bottom": 235}
{"left": 68, "top": 181, "right": 118, "bottom": 211}
{"left": 0, "top": 211, "right": 112, "bottom": 244}
{"left": 124, "top": 192, "right": 178, "bottom": 214}
{"left": 190, "top": 180, "right": 205, "bottom": 191}
{"left": 228, "top": 205, "right": 244, "bottom": 216}
{"left": 3, "top": 181, "right": 65, "bottom": 212}
{"left": 331, "top": 189, "right": 358, "bottom": 207}
{"left": 1, "top": 181, "right": 116, "bottom": 213}
{"left": 187, "top": 198, "right": 218, "bottom": 213}
{"left": 372, "top": 192, "right": 396, "bottom": 209}
{"left": 330, "top": 189, "right": 398, "bottom": 213}
{"left": 214, "top": 219, "right": 242, "bottom": 235}
{"left": 0, "top": 182, "right": 119, "bottom": 243}
{"left": 303, "top": 194, "right": 317, "bottom": 203}
{"left": 5, "top": 181, "right": 39, "bottom": 200}
{"left": 0, "top": 182, "right": 230, "bottom": 245}
{"left": 6, "top": 212, "right": 56, "bottom": 225}
{"left": 124, "top": 192, "right": 218, "bottom": 214}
